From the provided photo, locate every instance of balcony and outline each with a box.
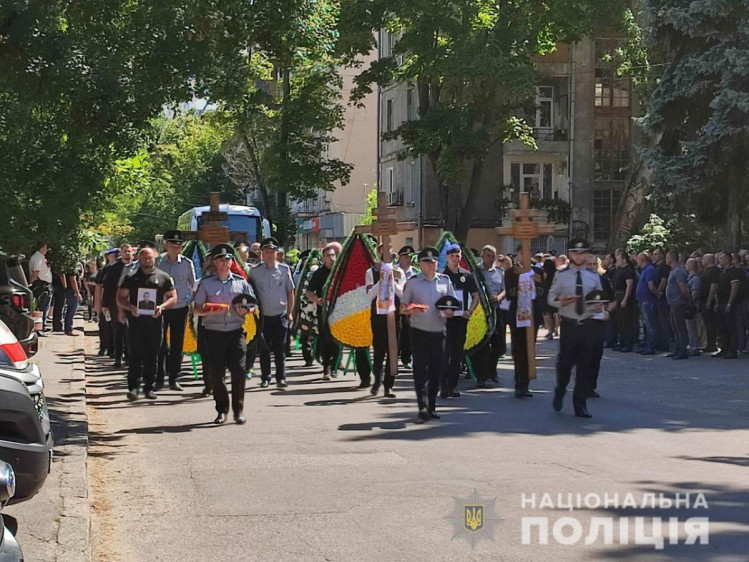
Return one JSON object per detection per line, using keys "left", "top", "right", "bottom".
{"left": 533, "top": 128, "right": 568, "bottom": 142}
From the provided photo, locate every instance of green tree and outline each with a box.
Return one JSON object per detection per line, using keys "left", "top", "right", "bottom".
{"left": 359, "top": 188, "right": 379, "bottom": 225}
{"left": 639, "top": 0, "right": 749, "bottom": 248}
{"left": 341, "top": 0, "right": 627, "bottom": 240}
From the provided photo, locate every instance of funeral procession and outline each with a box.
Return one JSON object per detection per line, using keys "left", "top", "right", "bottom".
{"left": 1, "top": 1, "right": 748, "bottom": 560}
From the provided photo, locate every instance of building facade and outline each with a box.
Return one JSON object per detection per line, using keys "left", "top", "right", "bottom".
{"left": 377, "top": 36, "right": 635, "bottom": 253}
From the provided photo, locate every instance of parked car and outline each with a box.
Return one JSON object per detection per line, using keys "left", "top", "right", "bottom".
{"left": 0, "top": 319, "right": 52, "bottom": 505}
{"left": 0, "top": 461, "right": 23, "bottom": 560}
{"left": 0, "top": 252, "right": 37, "bottom": 358}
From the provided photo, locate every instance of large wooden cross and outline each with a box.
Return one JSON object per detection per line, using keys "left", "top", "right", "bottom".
{"left": 356, "top": 191, "right": 402, "bottom": 378}
{"left": 496, "top": 192, "right": 556, "bottom": 379}
{"left": 182, "top": 192, "right": 245, "bottom": 246}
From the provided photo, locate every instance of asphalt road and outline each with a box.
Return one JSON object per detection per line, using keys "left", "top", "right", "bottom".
{"left": 84, "top": 331, "right": 749, "bottom": 562}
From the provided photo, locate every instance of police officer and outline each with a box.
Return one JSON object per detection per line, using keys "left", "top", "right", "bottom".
{"left": 194, "top": 244, "right": 256, "bottom": 424}
{"left": 547, "top": 239, "right": 603, "bottom": 418}
{"left": 156, "top": 230, "right": 197, "bottom": 391}
{"left": 400, "top": 247, "right": 457, "bottom": 422}
{"left": 249, "top": 237, "right": 295, "bottom": 389}
{"left": 306, "top": 244, "right": 340, "bottom": 379}
{"left": 440, "top": 243, "right": 479, "bottom": 399}
{"left": 117, "top": 246, "right": 177, "bottom": 401}
{"left": 395, "top": 246, "right": 417, "bottom": 368}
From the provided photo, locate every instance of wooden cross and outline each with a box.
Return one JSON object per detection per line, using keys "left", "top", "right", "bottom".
{"left": 356, "top": 192, "right": 402, "bottom": 378}
{"left": 182, "top": 192, "right": 246, "bottom": 245}
{"left": 496, "top": 192, "right": 556, "bottom": 379}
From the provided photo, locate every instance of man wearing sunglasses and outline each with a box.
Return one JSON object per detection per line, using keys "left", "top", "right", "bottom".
{"left": 156, "top": 230, "right": 197, "bottom": 391}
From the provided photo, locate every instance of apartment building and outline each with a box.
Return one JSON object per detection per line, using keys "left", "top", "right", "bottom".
{"left": 378, "top": 36, "right": 635, "bottom": 253}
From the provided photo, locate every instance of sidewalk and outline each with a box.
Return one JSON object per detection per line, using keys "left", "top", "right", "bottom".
{"left": 6, "top": 318, "right": 91, "bottom": 562}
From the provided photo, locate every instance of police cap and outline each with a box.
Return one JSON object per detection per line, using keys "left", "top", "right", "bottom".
{"left": 163, "top": 230, "right": 185, "bottom": 244}
{"left": 585, "top": 289, "right": 610, "bottom": 303}
{"left": 417, "top": 247, "right": 439, "bottom": 262}
{"left": 398, "top": 246, "right": 415, "bottom": 256}
{"left": 435, "top": 295, "right": 461, "bottom": 311}
{"left": 568, "top": 238, "right": 590, "bottom": 253}
{"left": 260, "top": 237, "right": 280, "bottom": 250}
{"left": 210, "top": 243, "right": 235, "bottom": 259}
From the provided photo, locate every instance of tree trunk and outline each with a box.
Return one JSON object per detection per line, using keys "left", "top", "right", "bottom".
{"left": 610, "top": 125, "right": 650, "bottom": 249}
{"left": 241, "top": 131, "right": 274, "bottom": 229}
{"left": 727, "top": 144, "right": 743, "bottom": 249}
{"left": 455, "top": 156, "right": 487, "bottom": 242}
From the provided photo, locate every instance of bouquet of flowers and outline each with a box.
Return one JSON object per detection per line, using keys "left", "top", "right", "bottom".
{"left": 435, "top": 232, "right": 495, "bottom": 353}
{"left": 323, "top": 232, "right": 377, "bottom": 348}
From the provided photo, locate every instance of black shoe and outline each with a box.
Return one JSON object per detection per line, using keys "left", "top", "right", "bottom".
{"left": 260, "top": 380, "right": 270, "bottom": 388}
{"left": 672, "top": 354, "right": 688, "bottom": 360}
{"left": 304, "top": 360, "right": 315, "bottom": 367}
{"left": 476, "top": 381, "right": 486, "bottom": 389}
{"left": 515, "top": 388, "right": 533, "bottom": 398}
{"left": 439, "top": 392, "right": 450, "bottom": 400}
{"left": 619, "top": 347, "right": 632, "bottom": 353}
{"left": 214, "top": 413, "right": 227, "bottom": 425}
{"left": 170, "top": 382, "right": 184, "bottom": 391}
{"left": 126, "top": 389, "right": 139, "bottom": 402}
{"left": 384, "top": 389, "right": 396, "bottom": 398}
{"left": 201, "top": 387, "right": 213, "bottom": 397}
{"left": 417, "top": 408, "right": 430, "bottom": 422}
{"left": 154, "top": 383, "right": 165, "bottom": 391}
{"left": 553, "top": 388, "right": 564, "bottom": 412}
{"left": 701, "top": 347, "right": 718, "bottom": 353}
{"left": 277, "top": 380, "right": 288, "bottom": 389}
{"left": 490, "top": 375, "right": 500, "bottom": 383}
{"left": 428, "top": 410, "right": 440, "bottom": 419}
{"left": 450, "top": 390, "right": 461, "bottom": 398}
{"left": 639, "top": 350, "right": 656, "bottom": 356}
{"left": 589, "top": 390, "right": 600, "bottom": 398}
{"left": 114, "top": 361, "right": 122, "bottom": 368}
{"left": 144, "top": 390, "right": 157, "bottom": 400}
{"left": 723, "top": 352, "right": 738, "bottom": 359}
{"left": 357, "top": 380, "right": 372, "bottom": 389}
{"left": 574, "top": 406, "right": 592, "bottom": 418}
{"left": 664, "top": 352, "right": 676, "bottom": 358}
{"left": 370, "top": 382, "right": 381, "bottom": 396}
{"left": 234, "top": 413, "right": 246, "bottom": 425}
{"left": 711, "top": 350, "right": 726, "bottom": 358}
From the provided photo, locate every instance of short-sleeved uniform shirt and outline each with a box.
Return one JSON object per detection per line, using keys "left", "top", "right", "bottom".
{"left": 636, "top": 263, "right": 658, "bottom": 304}
{"left": 657, "top": 262, "right": 671, "bottom": 297}
{"left": 194, "top": 274, "right": 254, "bottom": 332}
{"left": 442, "top": 266, "right": 478, "bottom": 314}
{"left": 614, "top": 264, "right": 636, "bottom": 294}
{"left": 717, "top": 266, "right": 745, "bottom": 304}
{"left": 401, "top": 272, "right": 457, "bottom": 333}
{"left": 102, "top": 261, "right": 128, "bottom": 309}
{"left": 119, "top": 267, "right": 174, "bottom": 313}
{"left": 665, "top": 264, "right": 689, "bottom": 306}
{"left": 701, "top": 265, "right": 720, "bottom": 302}
{"left": 249, "top": 262, "right": 295, "bottom": 317}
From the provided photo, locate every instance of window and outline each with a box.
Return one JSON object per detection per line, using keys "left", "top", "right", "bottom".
{"left": 594, "top": 117, "right": 630, "bottom": 181}
{"left": 593, "top": 189, "right": 622, "bottom": 240}
{"left": 386, "top": 167, "right": 394, "bottom": 193}
{"left": 595, "top": 40, "right": 631, "bottom": 108}
{"left": 386, "top": 99, "right": 393, "bottom": 133}
{"left": 510, "top": 163, "right": 554, "bottom": 200}
{"left": 536, "top": 86, "right": 553, "bottom": 129}
{"left": 406, "top": 88, "right": 416, "bottom": 121}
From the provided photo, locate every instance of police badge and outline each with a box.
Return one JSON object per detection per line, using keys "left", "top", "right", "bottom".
{"left": 444, "top": 489, "right": 502, "bottom": 549}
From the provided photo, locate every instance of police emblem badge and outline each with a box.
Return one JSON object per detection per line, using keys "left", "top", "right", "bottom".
{"left": 445, "top": 489, "right": 502, "bottom": 549}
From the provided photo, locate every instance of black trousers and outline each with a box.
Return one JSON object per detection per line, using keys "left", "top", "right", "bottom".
{"left": 615, "top": 292, "right": 638, "bottom": 349}
{"left": 204, "top": 328, "right": 247, "bottom": 415}
{"left": 656, "top": 299, "right": 672, "bottom": 350}
{"left": 259, "top": 314, "right": 288, "bottom": 382}
{"left": 112, "top": 317, "right": 127, "bottom": 361}
{"left": 372, "top": 313, "right": 399, "bottom": 389}
{"left": 317, "top": 317, "right": 340, "bottom": 373}
{"left": 127, "top": 316, "right": 163, "bottom": 393}
{"left": 473, "top": 315, "right": 506, "bottom": 382}
{"left": 157, "top": 306, "right": 189, "bottom": 385}
{"left": 669, "top": 304, "right": 689, "bottom": 356}
{"left": 590, "top": 321, "right": 607, "bottom": 391}
{"left": 355, "top": 348, "right": 371, "bottom": 382}
{"left": 717, "top": 304, "right": 742, "bottom": 354}
{"left": 52, "top": 285, "right": 65, "bottom": 331}
{"left": 197, "top": 320, "right": 211, "bottom": 391}
{"left": 399, "top": 315, "right": 412, "bottom": 366}
{"left": 98, "top": 315, "right": 112, "bottom": 355}
{"left": 509, "top": 318, "right": 538, "bottom": 390}
{"left": 411, "top": 328, "right": 444, "bottom": 411}
{"left": 700, "top": 303, "right": 717, "bottom": 349}
{"left": 442, "top": 317, "right": 468, "bottom": 393}
{"left": 556, "top": 319, "right": 598, "bottom": 407}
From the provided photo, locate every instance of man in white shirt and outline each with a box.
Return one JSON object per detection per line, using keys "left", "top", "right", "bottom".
{"left": 29, "top": 241, "right": 53, "bottom": 332}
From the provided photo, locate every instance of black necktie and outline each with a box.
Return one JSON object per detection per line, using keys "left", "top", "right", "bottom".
{"left": 576, "top": 270, "right": 584, "bottom": 316}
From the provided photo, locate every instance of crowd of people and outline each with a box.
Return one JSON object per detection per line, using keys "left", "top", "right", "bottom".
{"left": 31, "top": 230, "right": 748, "bottom": 426}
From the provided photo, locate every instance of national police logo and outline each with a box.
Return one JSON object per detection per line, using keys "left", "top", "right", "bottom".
{"left": 444, "top": 489, "right": 502, "bottom": 549}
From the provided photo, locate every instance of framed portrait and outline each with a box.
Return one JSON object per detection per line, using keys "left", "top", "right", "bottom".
{"left": 136, "top": 288, "right": 157, "bottom": 316}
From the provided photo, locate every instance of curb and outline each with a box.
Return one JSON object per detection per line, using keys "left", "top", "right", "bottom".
{"left": 52, "top": 323, "right": 91, "bottom": 562}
